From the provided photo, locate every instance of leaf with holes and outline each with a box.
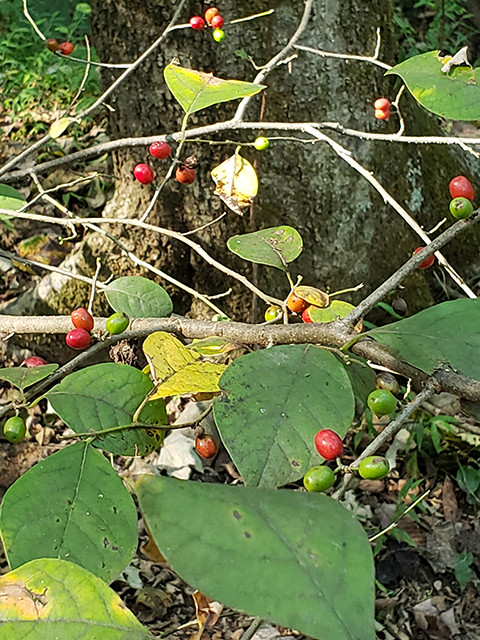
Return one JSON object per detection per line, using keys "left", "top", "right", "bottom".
{"left": 368, "top": 299, "right": 480, "bottom": 380}
{"left": 0, "top": 558, "right": 153, "bottom": 639}
{"left": 227, "top": 226, "right": 303, "bottom": 271}
{"left": 386, "top": 50, "right": 480, "bottom": 120}
{"left": 0, "top": 365, "right": 58, "bottom": 393}
{"left": 45, "top": 363, "right": 166, "bottom": 455}
{"left": 137, "top": 476, "right": 375, "bottom": 640}
{"left": 105, "top": 276, "right": 173, "bottom": 318}
{"left": 0, "top": 442, "right": 137, "bottom": 583}
{"left": 164, "top": 63, "right": 265, "bottom": 115}
{"left": 213, "top": 345, "right": 354, "bottom": 487}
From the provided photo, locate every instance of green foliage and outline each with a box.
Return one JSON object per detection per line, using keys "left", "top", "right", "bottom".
{"left": 456, "top": 464, "right": 480, "bottom": 504}
{"left": 227, "top": 226, "right": 303, "bottom": 271}
{"left": 0, "top": 1, "right": 99, "bottom": 129}
{"left": 0, "top": 558, "right": 153, "bottom": 639}
{"left": 136, "top": 475, "right": 376, "bottom": 640}
{"left": 394, "top": 0, "right": 476, "bottom": 61}
{"left": 0, "top": 442, "right": 138, "bottom": 583}
{"left": 105, "top": 277, "right": 173, "bottom": 318}
{"left": 454, "top": 551, "right": 473, "bottom": 591}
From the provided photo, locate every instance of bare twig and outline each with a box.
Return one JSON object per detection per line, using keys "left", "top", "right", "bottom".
{"left": 368, "top": 490, "right": 430, "bottom": 542}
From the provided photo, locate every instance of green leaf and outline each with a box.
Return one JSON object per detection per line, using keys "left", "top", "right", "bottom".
{"left": 308, "top": 300, "right": 355, "bottom": 323}
{"left": 0, "top": 364, "right": 58, "bottom": 393}
{"left": 368, "top": 299, "right": 480, "bottom": 380}
{"left": 213, "top": 345, "right": 355, "bottom": 488}
{"left": 0, "top": 185, "right": 27, "bottom": 212}
{"left": 454, "top": 551, "right": 473, "bottom": 592}
{"left": 0, "top": 442, "right": 138, "bottom": 583}
{"left": 137, "top": 476, "right": 375, "bottom": 640}
{"left": 227, "top": 226, "right": 303, "bottom": 271}
{"left": 337, "top": 356, "right": 376, "bottom": 409}
{"left": 0, "top": 558, "right": 153, "bottom": 639}
{"left": 164, "top": 63, "right": 265, "bottom": 115}
{"left": 45, "top": 363, "right": 165, "bottom": 455}
{"left": 386, "top": 51, "right": 480, "bottom": 121}
{"left": 105, "top": 276, "right": 173, "bottom": 318}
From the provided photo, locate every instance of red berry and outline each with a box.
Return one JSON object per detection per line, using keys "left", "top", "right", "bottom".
{"left": 205, "top": 7, "right": 219, "bottom": 25}
{"left": 374, "top": 98, "right": 390, "bottom": 110}
{"left": 134, "top": 163, "right": 155, "bottom": 185}
{"left": 375, "top": 109, "right": 390, "bottom": 120}
{"left": 59, "top": 41, "right": 74, "bottom": 55}
{"left": 175, "top": 166, "right": 196, "bottom": 185}
{"left": 301, "top": 306, "right": 314, "bottom": 323}
{"left": 413, "top": 247, "right": 435, "bottom": 269}
{"left": 46, "top": 38, "right": 59, "bottom": 52}
{"left": 449, "top": 175, "right": 474, "bottom": 202}
{"left": 195, "top": 434, "right": 218, "bottom": 458}
{"left": 190, "top": 16, "right": 205, "bottom": 30}
{"left": 210, "top": 14, "right": 224, "bottom": 29}
{"left": 314, "top": 429, "right": 344, "bottom": 460}
{"left": 23, "top": 356, "right": 47, "bottom": 367}
{"left": 286, "top": 291, "right": 308, "bottom": 314}
{"left": 66, "top": 328, "right": 91, "bottom": 350}
{"left": 70, "top": 307, "right": 94, "bottom": 331}
{"left": 149, "top": 141, "right": 171, "bottom": 159}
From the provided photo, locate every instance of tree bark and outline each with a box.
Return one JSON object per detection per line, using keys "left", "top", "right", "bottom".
{"left": 87, "top": 0, "right": 480, "bottom": 321}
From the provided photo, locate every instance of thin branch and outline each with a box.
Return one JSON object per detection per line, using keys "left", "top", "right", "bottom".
{"left": 342, "top": 211, "right": 480, "bottom": 327}
{"left": 23, "top": 0, "right": 46, "bottom": 41}
{"left": 368, "top": 490, "right": 430, "bottom": 542}
{"left": 88, "top": 258, "right": 102, "bottom": 315}
{"left": 233, "top": 0, "right": 314, "bottom": 121}
{"left": 303, "top": 125, "right": 477, "bottom": 299}
{"left": 293, "top": 43, "right": 391, "bottom": 70}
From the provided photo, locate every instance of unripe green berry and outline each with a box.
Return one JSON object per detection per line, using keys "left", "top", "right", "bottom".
{"left": 4, "top": 416, "right": 26, "bottom": 443}
{"left": 212, "top": 28, "right": 225, "bottom": 42}
{"left": 254, "top": 137, "right": 270, "bottom": 151}
{"left": 106, "top": 312, "right": 129, "bottom": 335}
{"left": 358, "top": 456, "right": 390, "bottom": 479}
{"left": 449, "top": 197, "right": 473, "bottom": 220}
{"left": 367, "top": 389, "right": 397, "bottom": 416}
{"left": 303, "top": 465, "right": 336, "bottom": 492}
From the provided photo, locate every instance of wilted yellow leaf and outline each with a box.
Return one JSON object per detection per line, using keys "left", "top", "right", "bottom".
{"left": 149, "top": 361, "right": 226, "bottom": 400}
{"left": 49, "top": 117, "right": 78, "bottom": 139}
{"left": 211, "top": 149, "right": 258, "bottom": 215}
{"left": 294, "top": 285, "right": 329, "bottom": 308}
{"left": 143, "top": 332, "right": 200, "bottom": 381}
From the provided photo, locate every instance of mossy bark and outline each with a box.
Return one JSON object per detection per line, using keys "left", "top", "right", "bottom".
{"left": 87, "top": 0, "right": 480, "bottom": 322}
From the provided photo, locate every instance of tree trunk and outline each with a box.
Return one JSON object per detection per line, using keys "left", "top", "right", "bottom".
{"left": 86, "top": 0, "right": 479, "bottom": 322}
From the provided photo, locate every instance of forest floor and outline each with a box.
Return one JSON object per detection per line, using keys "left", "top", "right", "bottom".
{"left": 1, "top": 130, "right": 480, "bottom": 640}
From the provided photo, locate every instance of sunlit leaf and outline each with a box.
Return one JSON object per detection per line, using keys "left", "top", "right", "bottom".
{"left": 0, "top": 185, "right": 27, "bottom": 212}
{"left": 211, "top": 151, "right": 258, "bottom": 215}
{"left": 105, "top": 276, "right": 173, "bottom": 318}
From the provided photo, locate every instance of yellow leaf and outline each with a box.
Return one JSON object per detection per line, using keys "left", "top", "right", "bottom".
{"left": 143, "top": 332, "right": 199, "bottom": 381}
{"left": 149, "top": 361, "right": 226, "bottom": 400}
{"left": 188, "top": 337, "right": 238, "bottom": 356}
{"left": 49, "top": 117, "right": 78, "bottom": 139}
{"left": 211, "top": 149, "right": 258, "bottom": 215}
{"left": 294, "top": 285, "right": 329, "bottom": 308}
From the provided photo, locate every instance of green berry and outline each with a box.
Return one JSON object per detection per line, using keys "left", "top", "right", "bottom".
{"left": 303, "top": 465, "right": 336, "bottom": 492}
{"left": 212, "top": 28, "right": 225, "bottom": 42}
{"left": 4, "top": 416, "right": 26, "bottom": 443}
{"left": 358, "top": 456, "right": 390, "bottom": 479}
{"left": 106, "top": 312, "right": 129, "bottom": 335}
{"left": 211, "top": 314, "right": 230, "bottom": 322}
{"left": 254, "top": 137, "right": 270, "bottom": 151}
{"left": 449, "top": 197, "right": 473, "bottom": 220}
{"left": 264, "top": 305, "right": 282, "bottom": 323}
{"left": 367, "top": 389, "right": 396, "bottom": 416}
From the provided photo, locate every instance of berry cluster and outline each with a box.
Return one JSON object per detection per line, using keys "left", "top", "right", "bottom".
{"left": 449, "top": 175, "right": 474, "bottom": 220}
{"left": 66, "top": 307, "right": 94, "bottom": 349}
{"left": 46, "top": 39, "right": 74, "bottom": 55}
{"left": 134, "top": 143, "right": 197, "bottom": 187}
{"left": 189, "top": 7, "right": 226, "bottom": 42}
{"left": 374, "top": 97, "right": 390, "bottom": 121}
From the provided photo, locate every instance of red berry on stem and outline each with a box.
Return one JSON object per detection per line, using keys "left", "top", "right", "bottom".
{"left": 449, "top": 175, "right": 474, "bottom": 202}
{"left": 176, "top": 166, "right": 196, "bottom": 185}
{"left": 374, "top": 98, "right": 390, "bottom": 110}
{"left": 286, "top": 291, "right": 308, "bottom": 314}
{"left": 70, "top": 307, "right": 94, "bottom": 331}
{"left": 59, "top": 41, "right": 74, "bottom": 55}
{"left": 211, "top": 14, "right": 224, "bottom": 28}
{"left": 190, "top": 16, "right": 205, "bottom": 30}
{"left": 149, "top": 141, "right": 171, "bottom": 159}
{"left": 375, "top": 109, "right": 390, "bottom": 120}
{"left": 314, "top": 429, "right": 344, "bottom": 460}
{"left": 205, "top": 7, "right": 219, "bottom": 24}
{"left": 66, "top": 328, "right": 91, "bottom": 350}
{"left": 195, "top": 434, "right": 218, "bottom": 458}
{"left": 134, "top": 163, "right": 155, "bottom": 185}
{"left": 413, "top": 247, "right": 435, "bottom": 269}
{"left": 301, "top": 306, "right": 314, "bottom": 323}
{"left": 23, "top": 356, "right": 47, "bottom": 367}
